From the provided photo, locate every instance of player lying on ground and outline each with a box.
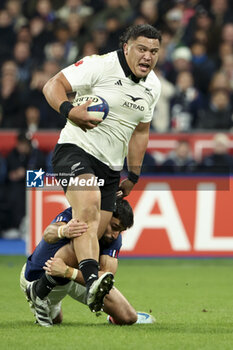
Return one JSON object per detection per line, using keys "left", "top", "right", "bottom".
{"left": 20, "top": 199, "right": 155, "bottom": 326}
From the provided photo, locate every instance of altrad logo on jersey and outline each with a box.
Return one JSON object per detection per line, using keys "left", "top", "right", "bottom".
{"left": 122, "top": 94, "right": 145, "bottom": 111}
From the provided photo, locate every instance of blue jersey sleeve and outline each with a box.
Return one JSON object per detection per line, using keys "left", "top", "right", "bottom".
{"left": 50, "top": 207, "right": 72, "bottom": 224}
{"left": 99, "top": 234, "right": 122, "bottom": 259}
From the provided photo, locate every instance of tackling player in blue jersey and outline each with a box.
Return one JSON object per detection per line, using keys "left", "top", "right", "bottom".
{"left": 20, "top": 199, "right": 155, "bottom": 326}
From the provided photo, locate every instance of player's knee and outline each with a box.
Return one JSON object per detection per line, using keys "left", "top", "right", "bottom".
{"left": 121, "top": 309, "right": 137, "bottom": 325}
{"left": 78, "top": 202, "right": 100, "bottom": 223}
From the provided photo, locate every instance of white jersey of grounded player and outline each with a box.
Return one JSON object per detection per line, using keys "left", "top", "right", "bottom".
{"left": 59, "top": 51, "right": 161, "bottom": 170}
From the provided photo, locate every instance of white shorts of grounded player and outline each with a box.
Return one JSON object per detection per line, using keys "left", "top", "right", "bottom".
{"left": 20, "top": 264, "right": 87, "bottom": 320}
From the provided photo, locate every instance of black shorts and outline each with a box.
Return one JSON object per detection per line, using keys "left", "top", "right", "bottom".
{"left": 52, "top": 143, "right": 120, "bottom": 212}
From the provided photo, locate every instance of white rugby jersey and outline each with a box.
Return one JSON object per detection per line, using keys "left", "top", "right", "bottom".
{"left": 59, "top": 50, "right": 161, "bottom": 170}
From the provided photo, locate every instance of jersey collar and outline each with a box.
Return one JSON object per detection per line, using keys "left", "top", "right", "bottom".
{"left": 117, "top": 49, "right": 147, "bottom": 83}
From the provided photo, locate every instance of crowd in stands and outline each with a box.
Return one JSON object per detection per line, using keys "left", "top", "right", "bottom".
{"left": 0, "top": 0, "right": 233, "bottom": 132}
{"left": 0, "top": 0, "right": 233, "bottom": 237}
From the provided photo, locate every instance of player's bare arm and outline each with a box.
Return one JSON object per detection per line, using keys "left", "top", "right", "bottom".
{"left": 42, "top": 72, "right": 72, "bottom": 112}
{"left": 128, "top": 121, "right": 150, "bottom": 174}
{"left": 43, "top": 219, "right": 88, "bottom": 244}
{"left": 43, "top": 254, "right": 118, "bottom": 286}
{"left": 42, "top": 72, "right": 102, "bottom": 131}
{"left": 118, "top": 121, "right": 150, "bottom": 197}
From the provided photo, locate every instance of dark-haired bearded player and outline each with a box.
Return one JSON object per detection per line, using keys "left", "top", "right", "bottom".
{"left": 20, "top": 199, "right": 155, "bottom": 326}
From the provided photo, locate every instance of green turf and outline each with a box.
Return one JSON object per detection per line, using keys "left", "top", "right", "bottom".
{"left": 0, "top": 256, "right": 233, "bottom": 350}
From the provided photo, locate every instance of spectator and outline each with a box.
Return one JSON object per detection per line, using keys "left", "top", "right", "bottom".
{"left": 0, "top": 8, "right": 16, "bottom": 64}
{"left": 132, "top": 14, "right": 149, "bottom": 26}
{"left": 216, "top": 41, "right": 233, "bottom": 70}
{"left": 160, "top": 139, "right": 196, "bottom": 174}
{"left": 29, "top": 16, "right": 54, "bottom": 65}
{"left": 191, "top": 28, "right": 208, "bottom": 47}
{"left": 23, "top": 105, "right": 41, "bottom": 133}
{"left": 53, "top": 22, "right": 79, "bottom": 65}
{"left": 87, "top": 24, "right": 108, "bottom": 56}
{"left": 220, "top": 55, "right": 233, "bottom": 90}
{"left": 1, "top": 59, "right": 19, "bottom": 79}
{"left": 16, "top": 24, "right": 32, "bottom": 44}
{"left": 104, "top": 14, "right": 125, "bottom": 52}
{"left": 158, "top": 28, "right": 176, "bottom": 64}
{"left": 152, "top": 68, "right": 175, "bottom": 132}
{"left": 208, "top": 70, "right": 233, "bottom": 104}
{"left": 191, "top": 41, "right": 216, "bottom": 94}
{"left": 0, "top": 153, "right": 7, "bottom": 184}
{"left": 35, "top": 0, "right": 56, "bottom": 23}
{"left": 164, "top": 7, "right": 185, "bottom": 45}
{"left": 13, "top": 41, "right": 33, "bottom": 87}
{"left": 0, "top": 153, "right": 7, "bottom": 236}
{"left": 25, "top": 69, "right": 66, "bottom": 129}
{"left": 0, "top": 0, "right": 231, "bottom": 133}
{"left": 4, "top": 131, "right": 45, "bottom": 238}
{"left": 44, "top": 41, "right": 67, "bottom": 68}
{"left": 56, "top": 0, "right": 93, "bottom": 21}
{"left": 0, "top": 74, "right": 24, "bottom": 128}
{"left": 0, "top": 105, "right": 2, "bottom": 127}
{"left": 42, "top": 60, "right": 61, "bottom": 78}
{"left": 137, "top": 0, "right": 160, "bottom": 26}
{"left": 45, "top": 149, "right": 53, "bottom": 173}
{"left": 209, "top": 71, "right": 231, "bottom": 94}
{"left": 66, "top": 12, "right": 87, "bottom": 47}
{"left": 5, "top": 0, "right": 26, "bottom": 30}
{"left": 219, "top": 41, "right": 233, "bottom": 58}
{"left": 80, "top": 41, "right": 98, "bottom": 57}
{"left": 141, "top": 152, "right": 158, "bottom": 174}
{"left": 182, "top": 6, "right": 216, "bottom": 54}
{"left": 175, "top": 0, "right": 196, "bottom": 26}
{"left": 90, "top": 0, "right": 132, "bottom": 32}
{"left": 210, "top": 0, "right": 233, "bottom": 27}
{"left": 221, "top": 22, "right": 233, "bottom": 46}
{"left": 166, "top": 46, "right": 192, "bottom": 85}
{"left": 198, "top": 133, "right": 233, "bottom": 174}
{"left": 170, "top": 70, "right": 204, "bottom": 131}
{"left": 197, "top": 89, "right": 233, "bottom": 130}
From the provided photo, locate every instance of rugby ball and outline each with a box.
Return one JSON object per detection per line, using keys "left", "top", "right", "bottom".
{"left": 73, "top": 94, "right": 109, "bottom": 123}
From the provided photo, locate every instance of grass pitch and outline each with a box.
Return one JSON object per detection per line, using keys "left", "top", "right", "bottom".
{"left": 0, "top": 256, "right": 233, "bottom": 350}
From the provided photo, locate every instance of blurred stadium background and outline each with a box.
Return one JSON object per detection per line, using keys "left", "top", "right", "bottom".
{"left": 0, "top": 0, "right": 233, "bottom": 259}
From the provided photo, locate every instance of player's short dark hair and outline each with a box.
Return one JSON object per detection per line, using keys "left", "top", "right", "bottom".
{"left": 119, "top": 24, "right": 162, "bottom": 48}
{"left": 113, "top": 198, "right": 134, "bottom": 230}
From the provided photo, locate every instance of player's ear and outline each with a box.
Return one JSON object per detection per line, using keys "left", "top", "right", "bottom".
{"left": 123, "top": 43, "right": 128, "bottom": 55}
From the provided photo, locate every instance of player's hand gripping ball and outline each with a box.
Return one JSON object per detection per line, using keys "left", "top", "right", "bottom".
{"left": 73, "top": 95, "right": 109, "bottom": 124}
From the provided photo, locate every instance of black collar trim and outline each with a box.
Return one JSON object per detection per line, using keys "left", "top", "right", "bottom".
{"left": 117, "top": 49, "right": 146, "bottom": 84}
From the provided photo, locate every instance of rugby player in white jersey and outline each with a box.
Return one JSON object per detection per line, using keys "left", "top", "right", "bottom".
{"left": 34, "top": 24, "right": 161, "bottom": 318}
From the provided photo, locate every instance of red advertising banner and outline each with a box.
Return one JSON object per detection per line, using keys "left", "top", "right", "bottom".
{"left": 27, "top": 177, "right": 233, "bottom": 257}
